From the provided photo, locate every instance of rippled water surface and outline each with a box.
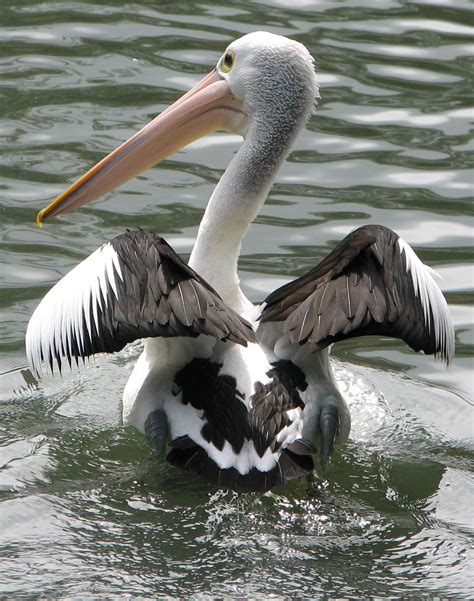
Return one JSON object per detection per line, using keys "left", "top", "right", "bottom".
{"left": 1, "top": 0, "right": 473, "bottom": 597}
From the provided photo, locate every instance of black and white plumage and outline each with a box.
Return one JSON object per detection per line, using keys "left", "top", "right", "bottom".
{"left": 167, "top": 358, "right": 313, "bottom": 492}
{"left": 26, "top": 32, "right": 454, "bottom": 492}
{"left": 26, "top": 230, "right": 255, "bottom": 374}
{"left": 261, "top": 224, "right": 453, "bottom": 362}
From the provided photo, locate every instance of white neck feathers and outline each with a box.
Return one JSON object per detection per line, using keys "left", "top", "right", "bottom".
{"left": 188, "top": 121, "right": 298, "bottom": 311}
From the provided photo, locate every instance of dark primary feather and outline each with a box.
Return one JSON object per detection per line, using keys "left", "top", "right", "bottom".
{"left": 261, "top": 224, "right": 449, "bottom": 360}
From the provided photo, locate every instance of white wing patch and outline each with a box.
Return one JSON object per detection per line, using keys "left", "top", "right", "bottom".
{"left": 397, "top": 237, "right": 455, "bottom": 364}
{"left": 26, "top": 242, "right": 122, "bottom": 375}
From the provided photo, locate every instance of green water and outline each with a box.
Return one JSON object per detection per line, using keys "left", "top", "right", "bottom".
{"left": 1, "top": 0, "right": 473, "bottom": 597}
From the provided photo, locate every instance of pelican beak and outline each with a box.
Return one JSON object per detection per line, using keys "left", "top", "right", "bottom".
{"left": 36, "top": 70, "right": 244, "bottom": 225}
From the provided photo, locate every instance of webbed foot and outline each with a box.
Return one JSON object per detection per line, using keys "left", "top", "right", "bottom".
{"left": 144, "top": 409, "right": 169, "bottom": 456}
{"left": 318, "top": 403, "right": 339, "bottom": 466}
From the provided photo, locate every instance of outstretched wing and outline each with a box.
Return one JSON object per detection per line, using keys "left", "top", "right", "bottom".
{"left": 26, "top": 230, "right": 256, "bottom": 374}
{"left": 260, "top": 225, "right": 454, "bottom": 363}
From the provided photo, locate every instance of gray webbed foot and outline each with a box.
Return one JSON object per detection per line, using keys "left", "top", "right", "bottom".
{"left": 144, "top": 409, "right": 169, "bottom": 456}
{"left": 318, "top": 404, "right": 339, "bottom": 466}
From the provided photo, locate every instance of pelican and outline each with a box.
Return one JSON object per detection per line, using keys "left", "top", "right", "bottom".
{"left": 26, "top": 32, "right": 454, "bottom": 492}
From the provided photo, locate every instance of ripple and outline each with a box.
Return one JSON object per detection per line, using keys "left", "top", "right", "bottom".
{"left": 367, "top": 64, "right": 462, "bottom": 84}
{"left": 321, "top": 38, "right": 474, "bottom": 60}
{"left": 319, "top": 17, "right": 474, "bottom": 37}
{"left": 322, "top": 103, "right": 473, "bottom": 136}
{"left": 0, "top": 434, "right": 52, "bottom": 491}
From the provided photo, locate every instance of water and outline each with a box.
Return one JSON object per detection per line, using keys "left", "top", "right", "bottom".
{"left": 1, "top": 0, "right": 473, "bottom": 597}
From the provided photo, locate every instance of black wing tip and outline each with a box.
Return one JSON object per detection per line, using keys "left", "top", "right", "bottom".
{"left": 434, "top": 343, "right": 455, "bottom": 367}
{"left": 28, "top": 351, "right": 92, "bottom": 379}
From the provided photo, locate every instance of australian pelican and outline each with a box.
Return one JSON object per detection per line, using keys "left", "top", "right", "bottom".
{"left": 26, "top": 32, "right": 454, "bottom": 492}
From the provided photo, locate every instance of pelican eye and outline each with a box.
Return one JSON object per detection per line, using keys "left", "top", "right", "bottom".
{"left": 221, "top": 50, "right": 235, "bottom": 73}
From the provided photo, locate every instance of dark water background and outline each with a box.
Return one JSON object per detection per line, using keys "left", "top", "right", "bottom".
{"left": 0, "top": 0, "right": 473, "bottom": 597}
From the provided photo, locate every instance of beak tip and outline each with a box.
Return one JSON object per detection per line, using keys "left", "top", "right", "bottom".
{"left": 36, "top": 209, "right": 46, "bottom": 228}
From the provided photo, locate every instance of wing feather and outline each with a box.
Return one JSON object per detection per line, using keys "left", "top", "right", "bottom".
{"left": 261, "top": 225, "right": 454, "bottom": 363}
{"left": 26, "top": 230, "right": 256, "bottom": 375}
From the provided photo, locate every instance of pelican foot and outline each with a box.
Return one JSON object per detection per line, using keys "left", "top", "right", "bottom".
{"left": 318, "top": 403, "right": 339, "bottom": 466}
{"left": 144, "top": 409, "right": 169, "bottom": 456}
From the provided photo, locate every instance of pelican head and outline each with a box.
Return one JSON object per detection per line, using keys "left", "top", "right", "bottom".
{"left": 36, "top": 32, "right": 319, "bottom": 224}
{"left": 218, "top": 32, "right": 319, "bottom": 132}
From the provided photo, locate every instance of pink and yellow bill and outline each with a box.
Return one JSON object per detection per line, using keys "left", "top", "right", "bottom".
{"left": 37, "top": 70, "right": 245, "bottom": 226}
